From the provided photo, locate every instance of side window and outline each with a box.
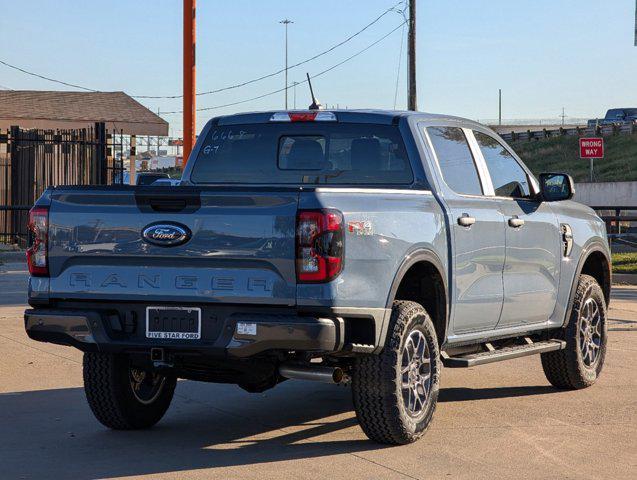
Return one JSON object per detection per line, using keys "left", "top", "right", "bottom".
{"left": 426, "top": 126, "right": 483, "bottom": 196}
{"left": 474, "top": 131, "right": 531, "bottom": 198}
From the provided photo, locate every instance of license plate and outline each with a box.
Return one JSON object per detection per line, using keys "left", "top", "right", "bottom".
{"left": 146, "top": 306, "right": 201, "bottom": 340}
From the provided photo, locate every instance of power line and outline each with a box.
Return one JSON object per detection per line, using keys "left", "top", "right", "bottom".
{"left": 393, "top": 22, "right": 406, "bottom": 109}
{"left": 0, "top": 1, "right": 406, "bottom": 111}
{"left": 160, "top": 20, "right": 407, "bottom": 115}
{"left": 0, "top": 59, "right": 97, "bottom": 92}
{"left": 0, "top": 1, "right": 405, "bottom": 101}
{"left": 134, "top": 0, "right": 406, "bottom": 99}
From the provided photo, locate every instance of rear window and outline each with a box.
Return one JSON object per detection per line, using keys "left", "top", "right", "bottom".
{"left": 190, "top": 123, "right": 414, "bottom": 185}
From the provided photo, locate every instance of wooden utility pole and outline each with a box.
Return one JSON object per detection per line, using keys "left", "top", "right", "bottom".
{"left": 407, "top": 0, "right": 417, "bottom": 111}
{"left": 183, "top": 0, "right": 196, "bottom": 164}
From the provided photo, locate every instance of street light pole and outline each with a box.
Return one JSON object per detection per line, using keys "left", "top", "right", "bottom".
{"left": 280, "top": 19, "right": 293, "bottom": 109}
{"left": 498, "top": 89, "right": 502, "bottom": 125}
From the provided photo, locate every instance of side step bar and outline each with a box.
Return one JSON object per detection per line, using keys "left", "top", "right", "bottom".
{"left": 442, "top": 338, "right": 566, "bottom": 368}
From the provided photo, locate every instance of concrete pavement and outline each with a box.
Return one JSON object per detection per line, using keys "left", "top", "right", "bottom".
{"left": 0, "top": 261, "right": 28, "bottom": 306}
{"left": 0, "top": 262, "right": 635, "bottom": 479}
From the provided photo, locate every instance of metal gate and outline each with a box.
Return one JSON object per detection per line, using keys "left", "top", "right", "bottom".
{"left": 0, "top": 123, "right": 124, "bottom": 245}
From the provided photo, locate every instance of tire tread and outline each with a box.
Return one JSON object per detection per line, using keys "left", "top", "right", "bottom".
{"left": 541, "top": 274, "right": 606, "bottom": 390}
{"left": 352, "top": 300, "right": 439, "bottom": 445}
{"left": 83, "top": 352, "right": 175, "bottom": 430}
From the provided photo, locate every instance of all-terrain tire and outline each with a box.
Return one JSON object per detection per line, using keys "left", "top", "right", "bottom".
{"left": 83, "top": 352, "right": 177, "bottom": 429}
{"left": 541, "top": 274, "right": 608, "bottom": 389}
{"left": 352, "top": 300, "right": 441, "bottom": 445}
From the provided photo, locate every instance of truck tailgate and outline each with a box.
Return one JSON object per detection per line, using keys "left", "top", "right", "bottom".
{"left": 46, "top": 187, "right": 298, "bottom": 305}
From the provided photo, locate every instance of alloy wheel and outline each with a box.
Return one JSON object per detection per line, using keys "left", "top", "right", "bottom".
{"left": 579, "top": 297, "right": 602, "bottom": 368}
{"left": 129, "top": 367, "right": 166, "bottom": 404}
{"left": 400, "top": 330, "right": 432, "bottom": 417}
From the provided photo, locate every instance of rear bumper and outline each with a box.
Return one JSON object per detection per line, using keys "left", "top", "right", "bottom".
{"left": 24, "top": 305, "right": 386, "bottom": 358}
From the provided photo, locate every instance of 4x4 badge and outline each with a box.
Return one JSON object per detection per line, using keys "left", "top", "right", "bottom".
{"left": 348, "top": 220, "right": 374, "bottom": 236}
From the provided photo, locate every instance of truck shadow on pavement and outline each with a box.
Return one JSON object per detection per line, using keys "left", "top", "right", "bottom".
{"left": 0, "top": 380, "right": 559, "bottom": 479}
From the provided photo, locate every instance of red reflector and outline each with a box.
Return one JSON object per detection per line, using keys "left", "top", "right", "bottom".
{"left": 296, "top": 209, "right": 344, "bottom": 283}
{"left": 289, "top": 112, "right": 318, "bottom": 122}
{"left": 27, "top": 206, "right": 49, "bottom": 277}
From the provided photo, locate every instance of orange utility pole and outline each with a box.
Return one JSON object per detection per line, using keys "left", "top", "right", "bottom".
{"left": 183, "top": 0, "right": 196, "bottom": 164}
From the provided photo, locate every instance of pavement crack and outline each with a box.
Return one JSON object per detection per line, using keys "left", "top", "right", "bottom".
{"left": 0, "top": 333, "right": 81, "bottom": 364}
{"left": 349, "top": 452, "right": 422, "bottom": 480}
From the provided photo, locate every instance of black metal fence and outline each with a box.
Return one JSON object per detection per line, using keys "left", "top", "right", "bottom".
{"left": 592, "top": 206, "right": 637, "bottom": 252}
{"left": 0, "top": 123, "right": 124, "bottom": 245}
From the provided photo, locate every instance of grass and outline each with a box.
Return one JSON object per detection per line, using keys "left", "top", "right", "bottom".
{"left": 612, "top": 252, "right": 637, "bottom": 274}
{"left": 510, "top": 133, "right": 637, "bottom": 183}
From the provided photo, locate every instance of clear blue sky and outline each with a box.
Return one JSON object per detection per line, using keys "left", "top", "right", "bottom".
{"left": 1, "top": 0, "right": 636, "bottom": 136}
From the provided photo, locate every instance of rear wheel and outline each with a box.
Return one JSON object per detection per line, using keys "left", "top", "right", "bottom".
{"left": 541, "top": 274, "right": 607, "bottom": 389}
{"left": 83, "top": 352, "right": 176, "bottom": 429}
{"left": 352, "top": 300, "right": 441, "bottom": 445}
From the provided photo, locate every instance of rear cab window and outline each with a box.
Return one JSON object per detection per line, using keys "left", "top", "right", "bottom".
{"left": 426, "top": 126, "right": 483, "bottom": 196}
{"left": 189, "top": 123, "right": 414, "bottom": 185}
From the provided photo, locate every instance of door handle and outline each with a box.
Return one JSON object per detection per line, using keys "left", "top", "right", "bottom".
{"left": 457, "top": 214, "right": 476, "bottom": 227}
{"left": 508, "top": 217, "right": 525, "bottom": 228}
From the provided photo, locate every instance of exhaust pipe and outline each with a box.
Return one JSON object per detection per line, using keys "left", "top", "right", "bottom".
{"left": 279, "top": 364, "right": 345, "bottom": 384}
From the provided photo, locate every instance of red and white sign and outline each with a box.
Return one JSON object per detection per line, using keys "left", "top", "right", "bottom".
{"left": 579, "top": 137, "right": 604, "bottom": 159}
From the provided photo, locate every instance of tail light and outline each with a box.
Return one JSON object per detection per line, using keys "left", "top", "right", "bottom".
{"left": 27, "top": 206, "right": 49, "bottom": 276}
{"left": 296, "top": 209, "right": 344, "bottom": 283}
{"left": 270, "top": 111, "right": 337, "bottom": 122}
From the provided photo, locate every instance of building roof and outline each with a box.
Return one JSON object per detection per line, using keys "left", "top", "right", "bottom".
{"left": 0, "top": 90, "right": 168, "bottom": 136}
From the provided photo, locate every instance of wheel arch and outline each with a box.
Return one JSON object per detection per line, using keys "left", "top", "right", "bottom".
{"left": 564, "top": 241, "right": 611, "bottom": 327}
{"left": 386, "top": 249, "right": 449, "bottom": 346}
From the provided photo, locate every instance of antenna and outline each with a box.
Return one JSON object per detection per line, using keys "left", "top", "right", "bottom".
{"left": 306, "top": 72, "right": 322, "bottom": 110}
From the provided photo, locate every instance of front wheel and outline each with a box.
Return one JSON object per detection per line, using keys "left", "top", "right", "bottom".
{"left": 352, "top": 300, "right": 441, "bottom": 445}
{"left": 83, "top": 352, "right": 177, "bottom": 429}
{"left": 541, "top": 274, "right": 608, "bottom": 389}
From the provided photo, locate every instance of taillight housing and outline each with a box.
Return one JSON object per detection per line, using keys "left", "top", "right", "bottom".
{"left": 296, "top": 209, "right": 344, "bottom": 283}
{"left": 270, "top": 111, "right": 337, "bottom": 122}
{"left": 27, "top": 206, "right": 49, "bottom": 276}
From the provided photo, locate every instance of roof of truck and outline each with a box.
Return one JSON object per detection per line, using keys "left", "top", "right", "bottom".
{"left": 214, "top": 109, "right": 485, "bottom": 128}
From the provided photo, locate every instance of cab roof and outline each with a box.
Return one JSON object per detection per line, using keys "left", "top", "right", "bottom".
{"left": 214, "top": 109, "right": 484, "bottom": 128}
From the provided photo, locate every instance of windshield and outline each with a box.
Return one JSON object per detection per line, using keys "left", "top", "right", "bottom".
{"left": 190, "top": 122, "right": 414, "bottom": 185}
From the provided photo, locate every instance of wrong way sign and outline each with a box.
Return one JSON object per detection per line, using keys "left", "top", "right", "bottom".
{"left": 580, "top": 137, "right": 604, "bottom": 158}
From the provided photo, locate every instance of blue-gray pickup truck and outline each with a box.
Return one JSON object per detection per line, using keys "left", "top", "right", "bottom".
{"left": 24, "top": 110, "right": 611, "bottom": 445}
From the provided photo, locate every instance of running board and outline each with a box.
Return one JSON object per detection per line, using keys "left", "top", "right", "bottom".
{"left": 441, "top": 338, "right": 566, "bottom": 368}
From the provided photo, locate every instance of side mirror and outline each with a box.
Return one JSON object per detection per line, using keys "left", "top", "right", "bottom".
{"left": 539, "top": 173, "right": 575, "bottom": 202}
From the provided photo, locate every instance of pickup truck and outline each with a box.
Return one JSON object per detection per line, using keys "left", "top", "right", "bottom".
{"left": 587, "top": 108, "right": 637, "bottom": 127}
{"left": 24, "top": 110, "right": 611, "bottom": 445}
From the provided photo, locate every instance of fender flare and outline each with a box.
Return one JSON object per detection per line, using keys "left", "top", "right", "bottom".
{"left": 563, "top": 239, "right": 611, "bottom": 327}
{"left": 384, "top": 248, "right": 449, "bottom": 341}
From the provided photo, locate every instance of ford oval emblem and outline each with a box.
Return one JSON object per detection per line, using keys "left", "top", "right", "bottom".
{"left": 142, "top": 222, "right": 191, "bottom": 247}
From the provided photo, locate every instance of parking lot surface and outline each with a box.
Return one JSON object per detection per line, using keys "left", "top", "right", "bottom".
{"left": 1, "top": 261, "right": 635, "bottom": 479}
